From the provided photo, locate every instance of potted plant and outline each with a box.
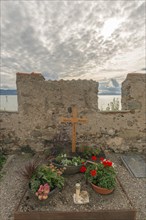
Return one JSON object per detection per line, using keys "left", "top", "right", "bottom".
{"left": 29, "top": 163, "right": 65, "bottom": 200}
{"left": 52, "top": 154, "right": 86, "bottom": 175}
{"left": 19, "top": 159, "right": 65, "bottom": 201}
{"left": 84, "top": 158, "right": 116, "bottom": 194}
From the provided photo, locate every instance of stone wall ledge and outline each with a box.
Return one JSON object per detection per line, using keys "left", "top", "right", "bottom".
{"left": 16, "top": 72, "right": 42, "bottom": 76}
{"left": 98, "top": 110, "right": 132, "bottom": 114}
{"left": 0, "top": 111, "right": 18, "bottom": 114}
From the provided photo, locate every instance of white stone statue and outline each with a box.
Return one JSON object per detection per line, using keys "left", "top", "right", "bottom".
{"left": 73, "top": 183, "right": 89, "bottom": 204}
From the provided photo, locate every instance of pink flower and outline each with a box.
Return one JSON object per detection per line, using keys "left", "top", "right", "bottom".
{"left": 38, "top": 185, "right": 44, "bottom": 192}
{"left": 38, "top": 195, "right": 43, "bottom": 200}
{"left": 44, "top": 183, "right": 50, "bottom": 194}
{"left": 36, "top": 183, "right": 50, "bottom": 200}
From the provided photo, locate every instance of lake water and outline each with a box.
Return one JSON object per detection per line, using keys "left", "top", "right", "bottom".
{"left": 0, "top": 95, "right": 121, "bottom": 111}
{"left": 98, "top": 95, "right": 121, "bottom": 110}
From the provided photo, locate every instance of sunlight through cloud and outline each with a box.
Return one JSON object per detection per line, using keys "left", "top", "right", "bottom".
{"left": 101, "top": 17, "right": 125, "bottom": 40}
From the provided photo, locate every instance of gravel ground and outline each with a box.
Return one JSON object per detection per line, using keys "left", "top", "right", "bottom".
{"left": 0, "top": 154, "right": 33, "bottom": 220}
{"left": 107, "top": 153, "right": 146, "bottom": 220}
{"left": 0, "top": 153, "right": 146, "bottom": 220}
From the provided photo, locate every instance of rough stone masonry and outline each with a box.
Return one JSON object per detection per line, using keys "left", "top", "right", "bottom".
{"left": 0, "top": 72, "right": 145, "bottom": 154}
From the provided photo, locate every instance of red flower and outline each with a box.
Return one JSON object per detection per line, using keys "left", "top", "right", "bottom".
{"left": 81, "top": 162, "right": 85, "bottom": 164}
{"left": 102, "top": 159, "right": 112, "bottom": 167}
{"left": 80, "top": 166, "right": 87, "bottom": 173}
{"left": 91, "top": 155, "right": 97, "bottom": 161}
{"left": 100, "top": 157, "right": 104, "bottom": 161}
{"left": 90, "top": 170, "right": 97, "bottom": 176}
{"left": 107, "top": 160, "right": 112, "bottom": 166}
{"left": 102, "top": 160, "right": 108, "bottom": 167}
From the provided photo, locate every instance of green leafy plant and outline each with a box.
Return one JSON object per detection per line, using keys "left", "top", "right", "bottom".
{"left": 81, "top": 146, "right": 101, "bottom": 159}
{"left": 106, "top": 98, "right": 120, "bottom": 111}
{"left": 55, "top": 154, "right": 85, "bottom": 166}
{"left": 84, "top": 158, "right": 116, "bottom": 190}
{"left": 29, "top": 164, "right": 65, "bottom": 200}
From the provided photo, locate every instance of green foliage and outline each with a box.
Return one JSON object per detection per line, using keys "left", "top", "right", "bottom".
{"left": 106, "top": 98, "right": 120, "bottom": 111}
{"left": 0, "top": 153, "right": 6, "bottom": 171}
{"left": 30, "top": 177, "right": 41, "bottom": 193}
{"left": 30, "top": 164, "right": 65, "bottom": 193}
{"left": 85, "top": 163, "right": 116, "bottom": 190}
{"left": 82, "top": 146, "right": 101, "bottom": 159}
{"left": 97, "top": 174, "right": 116, "bottom": 189}
{"left": 55, "top": 154, "right": 85, "bottom": 166}
{"left": 0, "top": 153, "right": 6, "bottom": 180}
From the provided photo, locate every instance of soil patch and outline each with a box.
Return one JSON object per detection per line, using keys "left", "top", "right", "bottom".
{"left": 18, "top": 173, "right": 133, "bottom": 212}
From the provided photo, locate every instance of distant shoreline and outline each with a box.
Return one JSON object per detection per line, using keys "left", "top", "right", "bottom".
{"left": 0, "top": 94, "right": 121, "bottom": 96}
{"left": 98, "top": 93, "right": 121, "bottom": 96}
{"left": 0, "top": 90, "right": 17, "bottom": 95}
{"left": 0, "top": 94, "right": 17, "bottom": 96}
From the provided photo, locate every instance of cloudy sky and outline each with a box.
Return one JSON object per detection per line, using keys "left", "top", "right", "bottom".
{"left": 1, "top": 0, "right": 145, "bottom": 89}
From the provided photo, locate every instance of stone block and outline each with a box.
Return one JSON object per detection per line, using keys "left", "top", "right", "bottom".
{"left": 119, "top": 129, "right": 139, "bottom": 139}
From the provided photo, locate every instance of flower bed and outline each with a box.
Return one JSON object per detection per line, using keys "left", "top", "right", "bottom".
{"left": 14, "top": 173, "right": 136, "bottom": 220}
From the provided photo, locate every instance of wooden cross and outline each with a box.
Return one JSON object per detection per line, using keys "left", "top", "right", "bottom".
{"left": 60, "top": 105, "right": 87, "bottom": 153}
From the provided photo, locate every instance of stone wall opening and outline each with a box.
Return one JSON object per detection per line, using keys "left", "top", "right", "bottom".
{"left": 98, "top": 79, "right": 121, "bottom": 111}
{"left": 98, "top": 95, "right": 121, "bottom": 111}
{"left": 0, "top": 94, "right": 18, "bottom": 112}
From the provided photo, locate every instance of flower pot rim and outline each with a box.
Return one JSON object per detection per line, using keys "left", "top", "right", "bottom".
{"left": 51, "top": 157, "right": 83, "bottom": 168}
{"left": 90, "top": 182, "right": 114, "bottom": 191}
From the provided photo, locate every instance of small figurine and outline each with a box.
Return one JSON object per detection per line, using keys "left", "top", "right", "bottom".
{"left": 73, "top": 183, "right": 89, "bottom": 204}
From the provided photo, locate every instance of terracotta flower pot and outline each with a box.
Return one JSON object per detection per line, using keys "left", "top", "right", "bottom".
{"left": 91, "top": 182, "right": 114, "bottom": 195}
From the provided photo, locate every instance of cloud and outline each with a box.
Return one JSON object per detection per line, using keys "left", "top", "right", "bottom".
{"left": 99, "top": 78, "right": 121, "bottom": 95}
{"left": 1, "top": 0, "right": 145, "bottom": 88}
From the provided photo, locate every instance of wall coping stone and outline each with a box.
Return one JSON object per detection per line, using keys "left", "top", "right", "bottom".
{"left": 98, "top": 110, "right": 132, "bottom": 114}
{"left": 16, "top": 72, "right": 42, "bottom": 76}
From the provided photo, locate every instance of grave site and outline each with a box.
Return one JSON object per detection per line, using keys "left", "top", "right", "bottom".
{"left": 0, "top": 72, "right": 146, "bottom": 220}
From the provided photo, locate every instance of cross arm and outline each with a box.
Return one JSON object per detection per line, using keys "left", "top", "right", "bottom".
{"left": 60, "top": 117, "right": 72, "bottom": 123}
{"left": 78, "top": 118, "right": 87, "bottom": 123}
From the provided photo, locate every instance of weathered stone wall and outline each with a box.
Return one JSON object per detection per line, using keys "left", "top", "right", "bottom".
{"left": 122, "top": 73, "right": 146, "bottom": 112}
{"left": 1, "top": 72, "right": 99, "bottom": 153}
{"left": 0, "top": 72, "right": 145, "bottom": 154}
